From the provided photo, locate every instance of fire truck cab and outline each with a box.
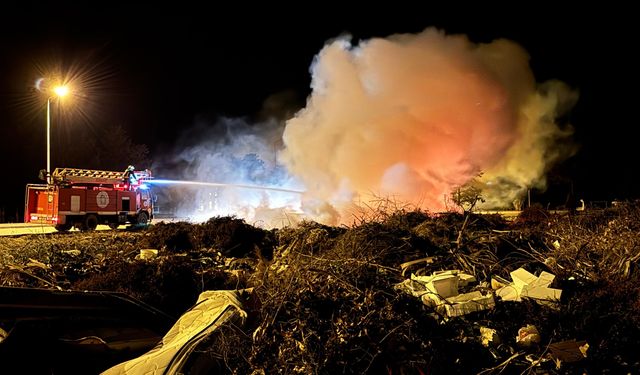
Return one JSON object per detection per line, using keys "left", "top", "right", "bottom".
{"left": 24, "top": 166, "right": 154, "bottom": 231}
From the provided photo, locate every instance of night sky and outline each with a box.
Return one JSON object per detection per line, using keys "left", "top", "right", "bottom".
{"left": 0, "top": 3, "right": 636, "bottom": 220}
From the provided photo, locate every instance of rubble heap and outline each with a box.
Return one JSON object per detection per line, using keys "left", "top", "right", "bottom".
{"left": 1, "top": 204, "right": 639, "bottom": 374}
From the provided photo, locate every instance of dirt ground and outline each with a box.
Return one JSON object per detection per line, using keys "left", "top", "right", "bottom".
{"left": 1, "top": 206, "right": 639, "bottom": 374}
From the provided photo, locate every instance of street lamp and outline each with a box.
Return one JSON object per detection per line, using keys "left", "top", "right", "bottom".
{"left": 46, "top": 84, "right": 69, "bottom": 183}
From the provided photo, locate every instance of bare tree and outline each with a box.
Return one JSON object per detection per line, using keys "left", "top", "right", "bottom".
{"left": 451, "top": 174, "right": 485, "bottom": 249}
{"left": 94, "top": 124, "right": 150, "bottom": 171}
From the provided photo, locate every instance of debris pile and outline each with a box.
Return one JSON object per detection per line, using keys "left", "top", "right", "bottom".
{"left": 0, "top": 204, "right": 639, "bottom": 374}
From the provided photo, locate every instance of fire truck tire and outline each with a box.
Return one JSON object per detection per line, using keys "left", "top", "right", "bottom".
{"left": 137, "top": 212, "right": 149, "bottom": 226}
{"left": 84, "top": 214, "right": 98, "bottom": 231}
{"left": 55, "top": 223, "right": 72, "bottom": 232}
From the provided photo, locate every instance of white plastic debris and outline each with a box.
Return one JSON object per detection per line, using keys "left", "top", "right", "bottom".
{"left": 495, "top": 268, "right": 562, "bottom": 304}
{"left": 458, "top": 272, "right": 477, "bottom": 287}
{"left": 394, "top": 278, "right": 429, "bottom": 298}
{"left": 511, "top": 268, "right": 538, "bottom": 291}
{"left": 516, "top": 324, "right": 541, "bottom": 348}
{"left": 396, "top": 270, "right": 493, "bottom": 318}
{"left": 423, "top": 272, "right": 459, "bottom": 298}
{"left": 479, "top": 326, "right": 501, "bottom": 347}
{"left": 441, "top": 291, "right": 495, "bottom": 317}
{"left": 490, "top": 275, "right": 510, "bottom": 290}
{"left": 135, "top": 249, "right": 158, "bottom": 261}
{"left": 400, "top": 257, "right": 435, "bottom": 277}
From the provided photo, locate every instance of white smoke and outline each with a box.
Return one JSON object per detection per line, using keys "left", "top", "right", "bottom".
{"left": 152, "top": 116, "right": 304, "bottom": 228}
{"left": 155, "top": 27, "right": 576, "bottom": 227}
{"left": 281, "top": 28, "right": 577, "bottom": 223}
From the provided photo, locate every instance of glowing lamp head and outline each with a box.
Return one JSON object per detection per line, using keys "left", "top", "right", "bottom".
{"left": 53, "top": 85, "right": 69, "bottom": 97}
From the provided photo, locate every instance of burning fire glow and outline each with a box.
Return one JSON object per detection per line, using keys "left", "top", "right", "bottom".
{"left": 156, "top": 28, "right": 577, "bottom": 227}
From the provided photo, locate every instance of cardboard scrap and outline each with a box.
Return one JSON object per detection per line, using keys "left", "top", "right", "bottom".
{"left": 548, "top": 340, "right": 589, "bottom": 363}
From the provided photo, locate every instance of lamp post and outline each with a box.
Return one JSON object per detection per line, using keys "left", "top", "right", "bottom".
{"left": 46, "top": 85, "right": 69, "bottom": 183}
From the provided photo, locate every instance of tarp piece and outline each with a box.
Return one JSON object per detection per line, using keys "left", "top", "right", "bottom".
{"left": 102, "top": 290, "right": 247, "bottom": 375}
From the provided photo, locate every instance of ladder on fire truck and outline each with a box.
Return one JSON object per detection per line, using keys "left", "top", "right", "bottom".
{"left": 52, "top": 168, "right": 128, "bottom": 185}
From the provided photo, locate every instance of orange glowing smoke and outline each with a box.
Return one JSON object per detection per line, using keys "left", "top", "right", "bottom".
{"left": 281, "top": 28, "right": 576, "bottom": 224}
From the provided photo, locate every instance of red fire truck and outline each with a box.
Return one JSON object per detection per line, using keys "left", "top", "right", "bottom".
{"left": 24, "top": 166, "right": 154, "bottom": 231}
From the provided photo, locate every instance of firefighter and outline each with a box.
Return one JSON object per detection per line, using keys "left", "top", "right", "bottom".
{"left": 124, "top": 165, "right": 138, "bottom": 184}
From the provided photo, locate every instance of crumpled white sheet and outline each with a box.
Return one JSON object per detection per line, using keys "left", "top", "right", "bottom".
{"left": 102, "top": 290, "right": 246, "bottom": 375}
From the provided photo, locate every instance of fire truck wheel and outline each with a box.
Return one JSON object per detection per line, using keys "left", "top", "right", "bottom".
{"left": 84, "top": 214, "right": 98, "bottom": 231}
{"left": 55, "top": 223, "right": 72, "bottom": 232}
{"left": 137, "top": 212, "right": 149, "bottom": 226}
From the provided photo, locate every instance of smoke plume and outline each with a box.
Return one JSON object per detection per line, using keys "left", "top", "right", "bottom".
{"left": 152, "top": 115, "right": 304, "bottom": 228}
{"left": 281, "top": 28, "right": 576, "bottom": 223}
{"left": 155, "top": 27, "right": 576, "bottom": 227}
